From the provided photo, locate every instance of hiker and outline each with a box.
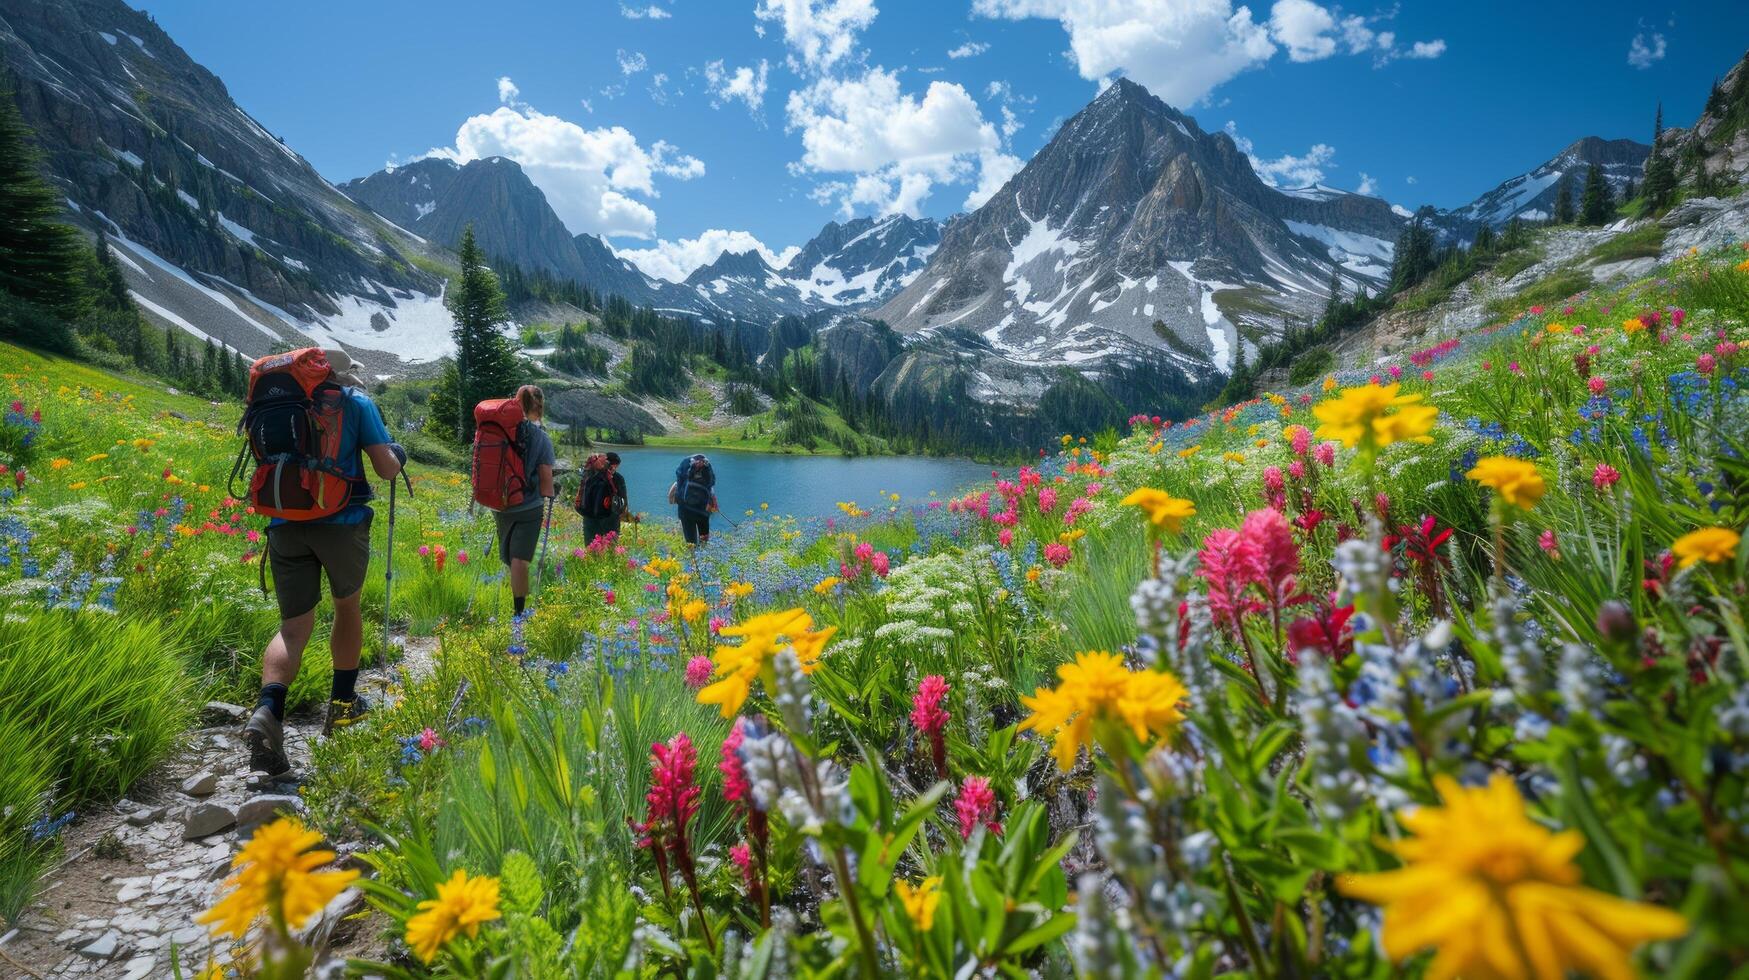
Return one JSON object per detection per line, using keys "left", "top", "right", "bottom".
{"left": 575, "top": 451, "right": 623, "bottom": 545}
{"left": 237, "top": 349, "right": 406, "bottom": 778}
{"left": 605, "top": 451, "right": 628, "bottom": 531}
{"left": 475, "top": 384, "right": 556, "bottom": 619}
{"left": 668, "top": 452, "right": 717, "bottom": 546}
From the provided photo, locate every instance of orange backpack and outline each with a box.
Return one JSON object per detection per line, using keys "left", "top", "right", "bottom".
{"left": 470, "top": 399, "right": 530, "bottom": 511}
{"left": 228, "top": 348, "right": 358, "bottom": 522}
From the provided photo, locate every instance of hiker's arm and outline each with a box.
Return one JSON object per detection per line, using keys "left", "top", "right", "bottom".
{"left": 365, "top": 443, "right": 403, "bottom": 479}
{"left": 539, "top": 463, "right": 555, "bottom": 499}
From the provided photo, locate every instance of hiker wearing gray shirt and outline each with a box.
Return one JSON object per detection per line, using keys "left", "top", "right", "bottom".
{"left": 493, "top": 385, "right": 556, "bottom": 617}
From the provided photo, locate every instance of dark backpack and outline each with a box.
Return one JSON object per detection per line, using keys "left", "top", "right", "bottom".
{"left": 228, "top": 348, "right": 362, "bottom": 521}
{"left": 674, "top": 455, "right": 714, "bottom": 512}
{"left": 578, "top": 470, "right": 615, "bottom": 519}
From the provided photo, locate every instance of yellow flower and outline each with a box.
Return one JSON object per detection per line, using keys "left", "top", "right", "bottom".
{"left": 813, "top": 575, "right": 842, "bottom": 595}
{"left": 1177, "top": 445, "right": 1201, "bottom": 459}
{"left": 1120, "top": 487, "right": 1196, "bottom": 534}
{"left": 404, "top": 869, "right": 503, "bottom": 964}
{"left": 1546, "top": 322, "right": 1568, "bottom": 334}
{"left": 85, "top": 453, "right": 108, "bottom": 462}
{"left": 1339, "top": 774, "right": 1686, "bottom": 980}
{"left": 1322, "top": 375, "right": 1338, "bottom": 392}
{"left": 49, "top": 457, "right": 71, "bottom": 470}
{"left": 895, "top": 876, "right": 942, "bottom": 931}
{"left": 68, "top": 481, "right": 87, "bottom": 490}
{"left": 1671, "top": 526, "right": 1740, "bottom": 568}
{"left": 1222, "top": 451, "right": 1246, "bottom": 464}
{"left": 132, "top": 437, "right": 154, "bottom": 449}
{"left": 1147, "top": 441, "right": 1163, "bottom": 454}
{"left": 1019, "top": 651, "right": 1188, "bottom": 770}
{"left": 1061, "top": 433, "right": 1074, "bottom": 447}
{"left": 1025, "top": 566, "right": 1041, "bottom": 583}
{"left": 760, "top": 502, "right": 769, "bottom": 510}
{"left": 1466, "top": 456, "right": 1546, "bottom": 510}
{"left": 680, "top": 599, "right": 709, "bottom": 622}
{"left": 196, "top": 817, "right": 358, "bottom": 939}
{"left": 697, "top": 608, "right": 836, "bottom": 717}
{"left": 1621, "top": 317, "right": 1647, "bottom": 334}
{"left": 1312, "top": 383, "right": 1438, "bottom": 455}
{"left": 1059, "top": 528, "right": 1085, "bottom": 543}
{"left": 1736, "top": 258, "right": 1749, "bottom": 273}
{"left": 725, "top": 580, "right": 755, "bottom": 602}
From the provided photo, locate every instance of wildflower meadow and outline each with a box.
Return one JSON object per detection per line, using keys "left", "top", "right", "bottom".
{"left": 3, "top": 243, "right": 1749, "bottom": 977}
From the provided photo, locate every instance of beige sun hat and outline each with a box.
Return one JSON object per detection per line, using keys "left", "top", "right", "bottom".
{"left": 321, "top": 348, "right": 368, "bottom": 389}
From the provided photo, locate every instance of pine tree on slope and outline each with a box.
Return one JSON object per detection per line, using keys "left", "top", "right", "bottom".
{"left": 0, "top": 76, "right": 87, "bottom": 318}
{"left": 431, "top": 225, "right": 522, "bottom": 443}
{"left": 1579, "top": 164, "right": 1613, "bottom": 225}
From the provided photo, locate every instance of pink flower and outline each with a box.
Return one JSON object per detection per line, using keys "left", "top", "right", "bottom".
{"left": 1388, "top": 364, "right": 1403, "bottom": 379}
{"left": 1592, "top": 463, "right": 1621, "bottom": 491}
{"left": 1422, "top": 370, "right": 1435, "bottom": 382}
{"left": 417, "top": 727, "right": 444, "bottom": 753}
{"left": 1262, "top": 466, "right": 1286, "bottom": 511}
{"left": 1586, "top": 345, "right": 1601, "bottom": 355}
{"left": 720, "top": 718, "right": 752, "bottom": 809}
{"left": 1288, "top": 460, "right": 1306, "bottom": 480}
{"left": 456, "top": 550, "right": 469, "bottom": 565}
{"left": 418, "top": 544, "right": 430, "bottom": 557}
{"left": 911, "top": 675, "right": 951, "bottom": 778}
{"left": 1697, "top": 354, "right": 1716, "bottom": 375}
{"left": 603, "top": 589, "right": 616, "bottom": 605}
{"left": 1196, "top": 528, "right": 1264, "bottom": 631}
{"left": 954, "top": 776, "right": 1002, "bottom": 840}
{"left": 1529, "top": 305, "right": 1545, "bottom": 315}
{"left": 998, "top": 528, "right": 1014, "bottom": 548}
{"left": 1508, "top": 362, "right": 1522, "bottom": 374}
{"left": 1290, "top": 427, "right": 1311, "bottom": 456}
{"left": 1539, "top": 529, "right": 1560, "bottom": 559}
{"left": 684, "top": 655, "right": 713, "bottom": 689}
{"left": 1314, "top": 443, "right": 1336, "bottom": 468}
{"left": 1671, "top": 308, "right": 1686, "bottom": 328}
{"left": 870, "top": 552, "right": 890, "bottom": 577}
{"left": 1037, "top": 487, "right": 1058, "bottom": 513}
{"left": 854, "top": 541, "right": 874, "bottom": 563}
{"left": 1044, "top": 542, "right": 1073, "bottom": 568}
{"left": 246, "top": 529, "right": 261, "bottom": 543}
{"left": 709, "top": 616, "right": 726, "bottom": 634}
{"left": 1587, "top": 376, "right": 1607, "bottom": 395}
{"left": 729, "top": 843, "right": 754, "bottom": 884}
{"left": 1718, "top": 341, "right": 1740, "bottom": 360}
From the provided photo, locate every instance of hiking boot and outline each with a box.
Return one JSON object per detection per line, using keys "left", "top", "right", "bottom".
{"left": 243, "top": 705, "right": 291, "bottom": 777}
{"left": 322, "top": 695, "right": 371, "bottom": 737}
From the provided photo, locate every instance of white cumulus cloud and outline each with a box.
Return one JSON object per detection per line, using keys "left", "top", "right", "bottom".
{"left": 974, "top": 0, "right": 1443, "bottom": 104}
{"left": 617, "top": 229, "right": 801, "bottom": 281}
{"left": 620, "top": 4, "right": 671, "bottom": 18}
{"left": 704, "top": 59, "right": 771, "bottom": 114}
{"left": 1355, "top": 172, "right": 1376, "bottom": 195}
{"left": 496, "top": 76, "right": 521, "bottom": 105}
{"left": 618, "top": 49, "right": 648, "bottom": 76}
{"left": 426, "top": 80, "right": 703, "bottom": 239}
{"left": 755, "top": 0, "right": 879, "bottom": 73}
{"left": 1627, "top": 31, "right": 1666, "bottom": 69}
{"left": 948, "top": 41, "right": 991, "bottom": 59}
{"left": 1224, "top": 120, "right": 1334, "bottom": 187}
{"left": 785, "top": 67, "right": 1013, "bottom": 216}
{"left": 1269, "top": 0, "right": 1336, "bottom": 62}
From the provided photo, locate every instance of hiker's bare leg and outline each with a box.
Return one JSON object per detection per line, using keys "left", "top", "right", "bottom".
{"left": 510, "top": 557, "right": 530, "bottom": 599}
{"left": 330, "top": 590, "right": 362, "bottom": 671}
{"left": 261, "top": 609, "right": 316, "bottom": 688}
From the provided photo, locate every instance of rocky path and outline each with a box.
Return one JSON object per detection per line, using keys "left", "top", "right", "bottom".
{"left": 0, "top": 637, "right": 440, "bottom": 979}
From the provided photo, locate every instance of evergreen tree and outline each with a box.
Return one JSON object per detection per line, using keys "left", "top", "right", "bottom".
{"left": 1472, "top": 223, "right": 1496, "bottom": 254}
{"left": 201, "top": 338, "right": 219, "bottom": 395}
{"left": 1578, "top": 164, "right": 1612, "bottom": 225}
{"left": 0, "top": 77, "right": 88, "bottom": 317}
{"left": 1502, "top": 216, "right": 1528, "bottom": 250}
{"left": 1705, "top": 77, "right": 1726, "bottom": 118}
{"left": 1321, "top": 270, "right": 1343, "bottom": 321}
{"left": 1642, "top": 102, "right": 1679, "bottom": 212}
{"left": 1552, "top": 175, "right": 1575, "bottom": 224}
{"left": 1388, "top": 212, "right": 1437, "bottom": 295}
{"left": 432, "top": 226, "right": 521, "bottom": 443}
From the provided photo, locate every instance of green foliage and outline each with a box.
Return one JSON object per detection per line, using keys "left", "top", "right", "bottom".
{"left": 1287, "top": 346, "right": 1336, "bottom": 386}
{"left": 1583, "top": 223, "right": 1667, "bottom": 264}
{"left": 1579, "top": 164, "right": 1614, "bottom": 226}
{"left": 429, "top": 227, "right": 524, "bottom": 444}
{"left": 1484, "top": 266, "right": 1594, "bottom": 321}
{"left": 0, "top": 80, "right": 87, "bottom": 320}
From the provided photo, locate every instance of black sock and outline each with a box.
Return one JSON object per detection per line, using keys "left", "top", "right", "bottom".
{"left": 257, "top": 683, "right": 288, "bottom": 722}
{"left": 514, "top": 595, "right": 526, "bottom": 615}
{"left": 330, "top": 668, "right": 358, "bottom": 704}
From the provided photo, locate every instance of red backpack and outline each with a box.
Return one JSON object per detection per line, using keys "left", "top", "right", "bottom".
{"left": 228, "top": 348, "right": 357, "bottom": 522}
{"left": 470, "top": 399, "right": 530, "bottom": 511}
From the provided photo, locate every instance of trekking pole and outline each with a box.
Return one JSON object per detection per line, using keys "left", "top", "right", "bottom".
{"left": 535, "top": 494, "right": 555, "bottom": 591}
{"left": 381, "top": 466, "right": 412, "bottom": 667}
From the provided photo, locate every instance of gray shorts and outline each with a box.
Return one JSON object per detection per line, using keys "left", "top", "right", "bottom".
{"left": 267, "top": 516, "right": 372, "bottom": 620}
{"left": 495, "top": 506, "right": 544, "bottom": 564}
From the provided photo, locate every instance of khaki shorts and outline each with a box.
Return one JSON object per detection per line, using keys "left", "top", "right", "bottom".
{"left": 267, "top": 515, "right": 372, "bottom": 620}
{"left": 495, "top": 505, "right": 545, "bottom": 564}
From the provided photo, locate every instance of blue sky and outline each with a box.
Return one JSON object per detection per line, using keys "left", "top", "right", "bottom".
{"left": 138, "top": 0, "right": 1749, "bottom": 280}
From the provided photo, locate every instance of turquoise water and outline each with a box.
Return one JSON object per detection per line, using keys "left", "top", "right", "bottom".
{"left": 571, "top": 446, "right": 993, "bottom": 522}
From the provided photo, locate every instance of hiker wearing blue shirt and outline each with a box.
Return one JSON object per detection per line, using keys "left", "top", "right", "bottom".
{"left": 244, "top": 349, "right": 405, "bottom": 778}
{"left": 668, "top": 453, "right": 717, "bottom": 546}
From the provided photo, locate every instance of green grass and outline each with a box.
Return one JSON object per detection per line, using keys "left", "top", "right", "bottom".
{"left": 1582, "top": 224, "right": 1667, "bottom": 265}
{"left": 1484, "top": 266, "right": 1593, "bottom": 321}
{"left": 1491, "top": 244, "right": 1544, "bottom": 281}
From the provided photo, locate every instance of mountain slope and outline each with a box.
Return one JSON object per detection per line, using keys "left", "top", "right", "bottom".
{"left": 1435, "top": 137, "right": 1650, "bottom": 235}
{"left": 782, "top": 214, "right": 940, "bottom": 307}
{"left": 872, "top": 78, "right": 1405, "bottom": 381}
{"left": 342, "top": 156, "right": 597, "bottom": 284}
{"left": 0, "top": 0, "right": 454, "bottom": 364}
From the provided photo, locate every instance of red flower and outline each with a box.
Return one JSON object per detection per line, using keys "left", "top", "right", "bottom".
{"left": 1286, "top": 597, "right": 1354, "bottom": 661}
{"left": 720, "top": 719, "right": 751, "bottom": 810}
{"left": 1385, "top": 515, "right": 1452, "bottom": 568}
